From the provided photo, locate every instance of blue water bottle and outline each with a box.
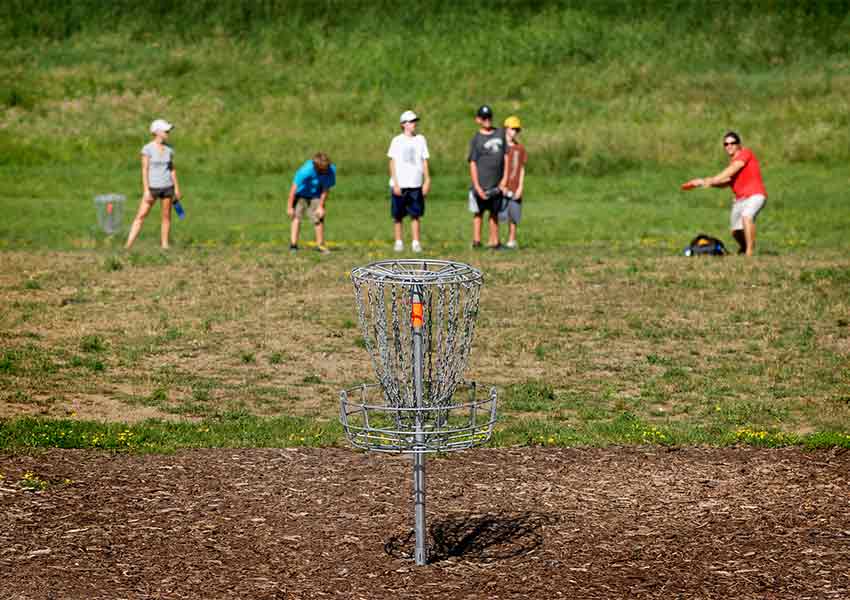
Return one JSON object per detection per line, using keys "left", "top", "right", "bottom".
{"left": 173, "top": 199, "right": 186, "bottom": 220}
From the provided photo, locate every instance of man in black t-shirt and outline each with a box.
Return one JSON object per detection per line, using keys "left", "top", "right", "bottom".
{"left": 467, "top": 105, "right": 506, "bottom": 249}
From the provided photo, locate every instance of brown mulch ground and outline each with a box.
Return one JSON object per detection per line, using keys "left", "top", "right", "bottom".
{"left": 1, "top": 447, "right": 848, "bottom": 600}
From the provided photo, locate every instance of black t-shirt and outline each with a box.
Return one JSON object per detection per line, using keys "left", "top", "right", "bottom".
{"left": 467, "top": 128, "right": 506, "bottom": 190}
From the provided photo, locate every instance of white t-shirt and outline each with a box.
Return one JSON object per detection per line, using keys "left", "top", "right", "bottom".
{"left": 387, "top": 133, "right": 430, "bottom": 189}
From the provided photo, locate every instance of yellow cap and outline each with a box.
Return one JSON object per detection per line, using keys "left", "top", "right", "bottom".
{"left": 504, "top": 116, "right": 522, "bottom": 129}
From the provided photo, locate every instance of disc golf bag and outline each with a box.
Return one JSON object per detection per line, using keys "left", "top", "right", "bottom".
{"left": 683, "top": 234, "right": 727, "bottom": 256}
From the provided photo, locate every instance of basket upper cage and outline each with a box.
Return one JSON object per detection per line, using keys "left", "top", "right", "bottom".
{"left": 350, "top": 259, "right": 483, "bottom": 288}
{"left": 350, "top": 260, "right": 484, "bottom": 412}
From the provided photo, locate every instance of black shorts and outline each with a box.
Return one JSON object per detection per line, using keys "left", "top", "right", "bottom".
{"left": 149, "top": 186, "right": 175, "bottom": 200}
{"left": 472, "top": 187, "right": 503, "bottom": 215}
{"left": 391, "top": 188, "right": 425, "bottom": 221}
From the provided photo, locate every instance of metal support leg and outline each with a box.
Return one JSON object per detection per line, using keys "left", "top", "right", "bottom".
{"left": 413, "top": 452, "right": 427, "bottom": 565}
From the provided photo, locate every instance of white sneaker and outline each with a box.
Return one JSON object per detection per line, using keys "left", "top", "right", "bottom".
{"left": 506, "top": 240, "right": 518, "bottom": 249}
{"left": 393, "top": 240, "right": 404, "bottom": 252}
{"left": 411, "top": 240, "right": 422, "bottom": 253}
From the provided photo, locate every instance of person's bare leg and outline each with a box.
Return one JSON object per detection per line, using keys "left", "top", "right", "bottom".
{"left": 160, "top": 197, "right": 172, "bottom": 249}
{"left": 488, "top": 214, "right": 499, "bottom": 246}
{"left": 125, "top": 198, "right": 153, "bottom": 249}
{"left": 732, "top": 229, "right": 747, "bottom": 255}
{"left": 742, "top": 216, "right": 756, "bottom": 256}
{"left": 394, "top": 220, "right": 403, "bottom": 243}
{"left": 472, "top": 214, "right": 483, "bottom": 245}
{"left": 508, "top": 222, "right": 517, "bottom": 244}
{"left": 315, "top": 221, "right": 325, "bottom": 247}
{"left": 290, "top": 218, "right": 301, "bottom": 246}
{"left": 411, "top": 218, "right": 420, "bottom": 243}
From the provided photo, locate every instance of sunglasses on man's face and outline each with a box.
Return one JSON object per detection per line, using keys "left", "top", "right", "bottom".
{"left": 724, "top": 141, "right": 738, "bottom": 147}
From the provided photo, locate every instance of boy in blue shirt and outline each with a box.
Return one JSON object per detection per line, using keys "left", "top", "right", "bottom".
{"left": 287, "top": 152, "right": 336, "bottom": 253}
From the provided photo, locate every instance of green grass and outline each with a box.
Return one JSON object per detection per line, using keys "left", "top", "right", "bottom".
{"left": 1, "top": 2, "right": 849, "bottom": 452}
{"left": 0, "top": 415, "right": 340, "bottom": 452}
{"left": 1, "top": 168, "right": 849, "bottom": 252}
{"left": 2, "top": 414, "right": 849, "bottom": 453}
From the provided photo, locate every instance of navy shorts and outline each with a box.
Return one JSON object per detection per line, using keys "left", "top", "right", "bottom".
{"left": 391, "top": 188, "right": 425, "bottom": 221}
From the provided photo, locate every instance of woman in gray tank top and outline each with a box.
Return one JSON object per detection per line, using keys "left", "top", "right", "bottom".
{"left": 125, "top": 119, "right": 182, "bottom": 249}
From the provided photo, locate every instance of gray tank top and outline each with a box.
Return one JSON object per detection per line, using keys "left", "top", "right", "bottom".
{"left": 141, "top": 142, "right": 174, "bottom": 188}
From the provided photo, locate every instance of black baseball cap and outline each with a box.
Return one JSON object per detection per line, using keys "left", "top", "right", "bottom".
{"left": 476, "top": 105, "right": 493, "bottom": 119}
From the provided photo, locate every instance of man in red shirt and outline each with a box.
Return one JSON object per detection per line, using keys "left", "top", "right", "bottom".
{"left": 690, "top": 132, "right": 767, "bottom": 256}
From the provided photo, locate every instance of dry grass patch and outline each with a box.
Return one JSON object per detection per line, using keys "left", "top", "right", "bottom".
{"left": 0, "top": 250, "right": 848, "bottom": 438}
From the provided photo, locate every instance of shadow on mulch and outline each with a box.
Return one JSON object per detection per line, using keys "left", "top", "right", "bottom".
{"left": 384, "top": 510, "right": 559, "bottom": 562}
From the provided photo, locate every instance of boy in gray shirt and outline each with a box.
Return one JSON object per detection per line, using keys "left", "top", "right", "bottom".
{"left": 467, "top": 105, "right": 506, "bottom": 249}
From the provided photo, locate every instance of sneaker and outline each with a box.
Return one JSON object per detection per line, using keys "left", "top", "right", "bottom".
{"left": 289, "top": 244, "right": 298, "bottom": 253}
{"left": 411, "top": 240, "right": 422, "bottom": 253}
{"left": 471, "top": 241, "right": 482, "bottom": 249}
{"left": 505, "top": 240, "right": 518, "bottom": 249}
{"left": 487, "top": 243, "right": 505, "bottom": 251}
{"left": 316, "top": 245, "right": 330, "bottom": 255}
{"left": 393, "top": 240, "right": 404, "bottom": 252}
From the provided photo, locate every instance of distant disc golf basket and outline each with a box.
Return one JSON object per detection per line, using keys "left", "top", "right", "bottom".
{"left": 94, "top": 194, "right": 126, "bottom": 235}
{"left": 339, "top": 259, "right": 498, "bottom": 566}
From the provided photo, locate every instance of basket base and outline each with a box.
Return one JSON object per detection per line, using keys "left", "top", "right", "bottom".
{"left": 339, "top": 381, "right": 497, "bottom": 453}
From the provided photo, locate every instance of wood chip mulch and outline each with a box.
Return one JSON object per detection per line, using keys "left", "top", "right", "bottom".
{"left": 1, "top": 447, "right": 848, "bottom": 599}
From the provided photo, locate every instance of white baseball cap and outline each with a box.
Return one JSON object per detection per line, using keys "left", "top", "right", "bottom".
{"left": 399, "top": 110, "right": 418, "bottom": 123}
{"left": 150, "top": 119, "right": 174, "bottom": 134}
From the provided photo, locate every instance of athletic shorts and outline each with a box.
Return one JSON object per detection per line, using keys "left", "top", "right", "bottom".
{"left": 468, "top": 188, "right": 501, "bottom": 215}
{"left": 148, "top": 186, "right": 175, "bottom": 200}
{"left": 498, "top": 198, "right": 522, "bottom": 224}
{"left": 294, "top": 196, "right": 324, "bottom": 225}
{"left": 730, "top": 194, "right": 766, "bottom": 231}
{"left": 391, "top": 188, "right": 425, "bottom": 221}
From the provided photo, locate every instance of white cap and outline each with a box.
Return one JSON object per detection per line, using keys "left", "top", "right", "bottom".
{"left": 150, "top": 119, "right": 174, "bottom": 134}
{"left": 399, "top": 110, "right": 418, "bottom": 123}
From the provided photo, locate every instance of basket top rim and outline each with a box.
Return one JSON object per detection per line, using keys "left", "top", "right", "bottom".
{"left": 94, "top": 194, "right": 127, "bottom": 203}
{"left": 350, "top": 259, "right": 482, "bottom": 286}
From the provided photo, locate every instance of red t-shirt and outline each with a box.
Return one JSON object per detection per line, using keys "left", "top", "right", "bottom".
{"left": 504, "top": 143, "right": 527, "bottom": 195}
{"left": 730, "top": 147, "right": 766, "bottom": 200}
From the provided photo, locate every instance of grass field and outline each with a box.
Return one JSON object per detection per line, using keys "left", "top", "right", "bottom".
{"left": 1, "top": 2, "right": 849, "bottom": 452}
{"left": 1, "top": 169, "right": 849, "bottom": 451}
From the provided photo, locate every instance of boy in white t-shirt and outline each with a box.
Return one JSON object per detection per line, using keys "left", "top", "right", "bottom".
{"left": 387, "top": 110, "right": 431, "bottom": 252}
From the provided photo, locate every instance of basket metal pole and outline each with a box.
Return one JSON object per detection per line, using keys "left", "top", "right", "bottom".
{"left": 411, "top": 286, "right": 428, "bottom": 565}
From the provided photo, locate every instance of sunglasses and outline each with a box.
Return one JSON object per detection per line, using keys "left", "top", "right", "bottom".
{"left": 723, "top": 141, "right": 738, "bottom": 146}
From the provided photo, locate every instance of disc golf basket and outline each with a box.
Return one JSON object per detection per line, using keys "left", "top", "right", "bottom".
{"left": 94, "top": 194, "right": 125, "bottom": 235}
{"left": 339, "top": 259, "right": 498, "bottom": 565}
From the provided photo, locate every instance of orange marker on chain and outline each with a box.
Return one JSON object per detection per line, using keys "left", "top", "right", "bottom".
{"left": 106, "top": 202, "right": 113, "bottom": 214}
{"left": 411, "top": 301, "right": 423, "bottom": 329}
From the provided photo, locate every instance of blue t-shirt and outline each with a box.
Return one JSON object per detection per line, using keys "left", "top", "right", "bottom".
{"left": 293, "top": 160, "right": 336, "bottom": 198}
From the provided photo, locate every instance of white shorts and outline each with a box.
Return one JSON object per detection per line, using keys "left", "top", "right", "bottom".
{"left": 730, "top": 194, "right": 766, "bottom": 231}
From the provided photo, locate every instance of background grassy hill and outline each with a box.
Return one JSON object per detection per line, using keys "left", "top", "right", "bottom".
{"left": 2, "top": 0, "right": 850, "bottom": 178}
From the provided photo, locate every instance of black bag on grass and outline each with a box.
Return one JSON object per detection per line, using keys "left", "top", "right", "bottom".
{"left": 683, "top": 234, "right": 727, "bottom": 256}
